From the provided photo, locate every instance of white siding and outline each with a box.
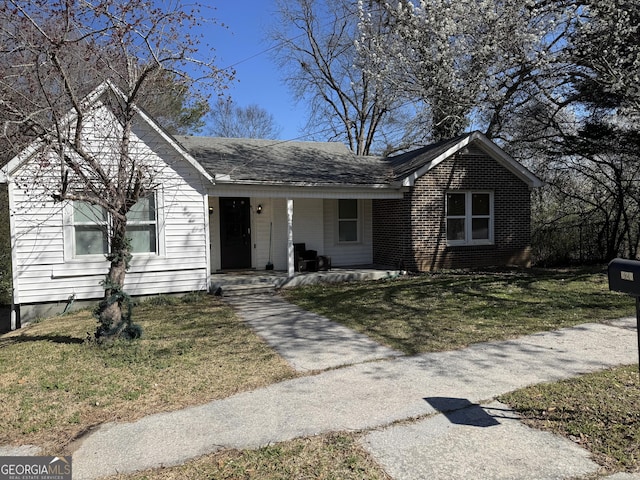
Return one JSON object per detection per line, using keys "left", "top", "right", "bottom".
{"left": 208, "top": 196, "right": 221, "bottom": 272}
{"left": 252, "top": 197, "right": 274, "bottom": 270}
{"left": 323, "top": 199, "right": 373, "bottom": 266}
{"left": 271, "top": 198, "right": 289, "bottom": 271}
{"left": 10, "top": 111, "right": 210, "bottom": 306}
{"left": 292, "top": 198, "right": 324, "bottom": 254}
{"left": 263, "top": 198, "right": 325, "bottom": 271}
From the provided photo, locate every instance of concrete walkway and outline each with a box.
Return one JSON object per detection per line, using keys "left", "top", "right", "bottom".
{"left": 65, "top": 294, "right": 640, "bottom": 480}
{"left": 223, "top": 295, "right": 401, "bottom": 371}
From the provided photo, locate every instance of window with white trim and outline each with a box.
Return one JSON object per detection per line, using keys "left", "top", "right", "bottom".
{"left": 126, "top": 195, "right": 157, "bottom": 253}
{"left": 338, "top": 199, "right": 359, "bottom": 243}
{"left": 72, "top": 194, "right": 158, "bottom": 257}
{"left": 446, "top": 191, "right": 493, "bottom": 245}
{"left": 73, "top": 202, "right": 109, "bottom": 255}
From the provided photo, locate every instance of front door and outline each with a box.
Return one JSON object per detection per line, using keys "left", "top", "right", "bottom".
{"left": 219, "top": 197, "right": 252, "bottom": 269}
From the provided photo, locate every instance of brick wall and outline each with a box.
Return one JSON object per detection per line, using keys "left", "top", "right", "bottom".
{"left": 373, "top": 145, "right": 532, "bottom": 271}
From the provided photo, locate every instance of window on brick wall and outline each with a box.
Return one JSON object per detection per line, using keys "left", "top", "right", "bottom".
{"left": 446, "top": 191, "right": 493, "bottom": 245}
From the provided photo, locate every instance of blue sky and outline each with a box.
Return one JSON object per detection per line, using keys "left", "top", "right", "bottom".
{"left": 203, "top": 2, "right": 306, "bottom": 140}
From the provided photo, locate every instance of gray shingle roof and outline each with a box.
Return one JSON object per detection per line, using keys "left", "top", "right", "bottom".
{"left": 386, "top": 133, "right": 471, "bottom": 181}
{"left": 175, "top": 136, "right": 395, "bottom": 186}
{"left": 174, "top": 132, "right": 514, "bottom": 188}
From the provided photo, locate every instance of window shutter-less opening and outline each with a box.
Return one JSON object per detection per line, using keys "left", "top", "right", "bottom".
{"left": 446, "top": 192, "right": 493, "bottom": 245}
{"left": 338, "top": 199, "right": 359, "bottom": 243}
{"left": 72, "top": 194, "right": 158, "bottom": 257}
{"left": 73, "top": 202, "right": 109, "bottom": 255}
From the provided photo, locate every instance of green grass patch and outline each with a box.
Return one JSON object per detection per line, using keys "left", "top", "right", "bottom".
{"left": 0, "top": 295, "right": 296, "bottom": 452}
{"left": 500, "top": 365, "right": 640, "bottom": 473}
{"left": 107, "top": 432, "right": 391, "bottom": 480}
{"left": 282, "top": 267, "right": 634, "bottom": 354}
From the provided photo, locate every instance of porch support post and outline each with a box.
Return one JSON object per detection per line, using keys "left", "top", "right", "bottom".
{"left": 287, "top": 198, "right": 294, "bottom": 277}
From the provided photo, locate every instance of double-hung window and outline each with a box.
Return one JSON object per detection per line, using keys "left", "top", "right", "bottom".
{"left": 126, "top": 196, "right": 157, "bottom": 254}
{"left": 338, "top": 199, "right": 359, "bottom": 243}
{"left": 72, "top": 194, "right": 158, "bottom": 257}
{"left": 446, "top": 191, "right": 493, "bottom": 245}
{"left": 74, "top": 202, "right": 109, "bottom": 256}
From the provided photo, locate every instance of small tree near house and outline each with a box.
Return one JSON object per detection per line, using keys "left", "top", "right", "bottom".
{"left": 0, "top": 0, "right": 231, "bottom": 341}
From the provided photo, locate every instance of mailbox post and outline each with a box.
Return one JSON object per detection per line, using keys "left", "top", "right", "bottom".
{"left": 608, "top": 259, "right": 640, "bottom": 375}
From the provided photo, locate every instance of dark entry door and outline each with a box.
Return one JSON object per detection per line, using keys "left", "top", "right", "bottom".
{"left": 219, "top": 197, "right": 252, "bottom": 269}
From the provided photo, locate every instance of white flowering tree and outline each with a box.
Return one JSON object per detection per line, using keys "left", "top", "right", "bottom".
{"left": 357, "top": 0, "right": 578, "bottom": 142}
{"left": 499, "top": 0, "right": 640, "bottom": 263}
{"left": 571, "top": 0, "right": 640, "bottom": 118}
{"left": 0, "top": 0, "right": 230, "bottom": 341}
{"left": 543, "top": 0, "right": 640, "bottom": 261}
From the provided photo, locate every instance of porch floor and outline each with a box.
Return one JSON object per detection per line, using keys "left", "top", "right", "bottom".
{"left": 210, "top": 265, "right": 403, "bottom": 296}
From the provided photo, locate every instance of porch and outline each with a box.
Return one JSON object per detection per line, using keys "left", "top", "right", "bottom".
{"left": 210, "top": 266, "right": 403, "bottom": 297}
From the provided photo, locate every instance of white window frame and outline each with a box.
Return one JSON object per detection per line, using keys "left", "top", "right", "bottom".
{"left": 125, "top": 195, "right": 159, "bottom": 255}
{"left": 337, "top": 198, "right": 361, "bottom": 244}
{"left": 446, "top": 191, "right": 494, "bottom": 246}
{"left": 64, "top": 192, "right": 162, "bottom": 261}
{"left": 71, "top": 202, "right": 110, "bottom": 258}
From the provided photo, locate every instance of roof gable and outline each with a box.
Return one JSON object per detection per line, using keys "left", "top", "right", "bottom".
{"left": 387, "top": 131, "right": 543, "bottom": 188}
{"left": 0, "top": 81, "right": 214, "bottom": 185}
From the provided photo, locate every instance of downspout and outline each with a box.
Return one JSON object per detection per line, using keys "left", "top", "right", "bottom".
{"left": 7, "top": 182, "right": 19, "bottom": 330}
{"left": 10, "top": 288, "right": 17, "bottom": 331}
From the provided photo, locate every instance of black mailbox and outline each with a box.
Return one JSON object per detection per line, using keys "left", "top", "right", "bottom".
{"left": 608, "top": 259, "right": 640, "bottom": 296}
{"left": 608, "top": 258, "right": 640, "bottom": 376}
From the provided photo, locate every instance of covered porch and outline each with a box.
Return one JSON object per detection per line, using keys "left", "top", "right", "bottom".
{"left": 206, "top": 191, "right": 403, "bottom": 277}
{"left": 210, "top": 266, "right": 403, "bottom": 297}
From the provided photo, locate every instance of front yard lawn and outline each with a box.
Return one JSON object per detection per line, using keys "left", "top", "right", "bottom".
{"left": 0, "top": 294, "right": 296, "bottom": 453}
{"left": 282, "top": 267, "right": 635, "bottom": 354}
{"left": 500, "top": 365, "right": 640, "bottom": 475}
{"left": 1, "top": 267, "right": 637, "bottom": 478}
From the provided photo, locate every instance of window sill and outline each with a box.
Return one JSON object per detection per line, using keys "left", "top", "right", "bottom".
{"left": 446, "top": 241, "right": 495, "bottom": 248}
{"left": 337, "top": 241, "right": 361, "bottom": 246}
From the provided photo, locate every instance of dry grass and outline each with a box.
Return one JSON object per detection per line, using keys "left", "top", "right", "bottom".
{"left": 0, "top": 294, "right": 296, "bottom": 453}
{"left": 500, "top": 365, "right": 640, "bottom": 474}
{"left": 105, "top": 432, "right": 391, "bottom": 480}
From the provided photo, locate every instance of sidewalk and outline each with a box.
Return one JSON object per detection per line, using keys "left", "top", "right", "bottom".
{"left": 64, "top": 293, "right": 640, "bottom": 480}
{"left": 222, "top": 295, "right": 401, "bottom": 371}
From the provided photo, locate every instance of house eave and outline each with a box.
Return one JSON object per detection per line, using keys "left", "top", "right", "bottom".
{"left": 212, "top": 178, "right": 399, "bottom": 189}
{"left": 397, "top": 131, "right": 543, "bottom": 189}
{"left": 208, "top": 179, "right": 407, "bottom": 199}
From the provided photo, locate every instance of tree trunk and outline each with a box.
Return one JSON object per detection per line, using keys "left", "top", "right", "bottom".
{"left": 95, "top": 215, "right": 133, "bottom": 341}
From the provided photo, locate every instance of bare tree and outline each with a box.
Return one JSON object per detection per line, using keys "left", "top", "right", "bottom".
{"left": 272, "top": 0, "right": 410, "bottom": 155}
{"left": 208, "top": 98, "right": 282, "bottom": 139}
{"left": 0, "top": 0, "right": 231, "bottom": 341}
